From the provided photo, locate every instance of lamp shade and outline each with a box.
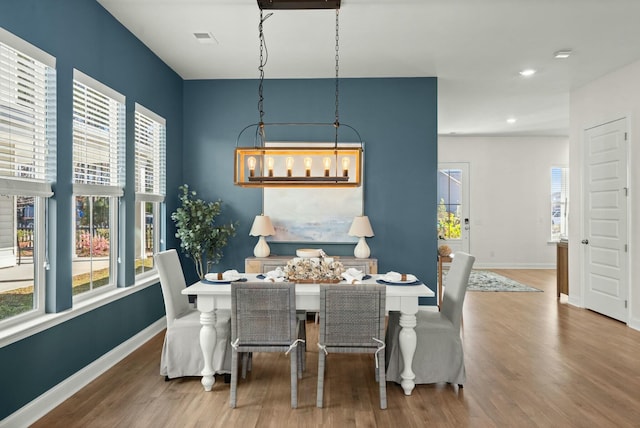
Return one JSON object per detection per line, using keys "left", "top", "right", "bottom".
{"left": 250, "top": 215, "right": 276, "bottom": 236}
{"left": 348, "top": 216, "right": 374, "bottom": 237}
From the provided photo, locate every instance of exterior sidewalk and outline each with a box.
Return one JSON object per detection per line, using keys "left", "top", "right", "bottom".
{"left": 0, "top": 258, "right": 110, "bottom": 293}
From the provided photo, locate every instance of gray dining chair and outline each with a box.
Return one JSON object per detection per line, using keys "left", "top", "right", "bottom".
{"left": 229, "top": 281, "right": 303, "bottom": 408}
{"left": 316, "top": 284, "right": 387, "bottom": 409}
{"left": 155, "top": 249, "right": 232, "bottom": 379}
{"left": 385, "top": 251, "right": 475, "bottom": 387}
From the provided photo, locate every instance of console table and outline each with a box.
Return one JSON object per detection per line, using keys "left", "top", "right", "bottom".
{"left": 557, "top": 240, "right": 568, "bottom": 298}
{"left": 437, "top": 255, "right": 453, "bottom": 309}
{"left": 245, "top": 255, "right": 378, "bottom": 275}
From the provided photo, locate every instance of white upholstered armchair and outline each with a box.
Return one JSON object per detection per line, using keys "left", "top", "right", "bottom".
{"left": 155, "top": 249, "right": 232, "bottom": 379}
{"left": 385, "top": 251, "right": 475, "bottom": 387}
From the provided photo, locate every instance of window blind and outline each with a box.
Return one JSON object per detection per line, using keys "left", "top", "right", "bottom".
{"left": 72, "top": 70, "right": 124, "bottom": 196}
{"left": 135, "top": 103, "right": 166, "bottom": 202}
{"left": 0, "top": 33, "right": 55, "bottom": 197}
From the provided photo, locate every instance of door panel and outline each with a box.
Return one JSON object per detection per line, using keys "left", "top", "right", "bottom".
{"left": 583, "top": 118, "right": 628, "bottom": 322}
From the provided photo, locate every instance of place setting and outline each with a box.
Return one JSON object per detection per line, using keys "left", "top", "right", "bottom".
{"left": 202, "top": 269, "right": 247, "bottom": 284}
{"left": 376, "top": 271, "right": 423, "bottom": 286}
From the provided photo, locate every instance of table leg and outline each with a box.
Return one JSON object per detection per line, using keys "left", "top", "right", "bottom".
{"left": 197, "top": 295, "right": 219, "bottom": 392}
{"left": 199, "top": 311, "right": 217, "bottom": 391}
{"left": 398, "top": 311, "right": 417, "bottom": 395}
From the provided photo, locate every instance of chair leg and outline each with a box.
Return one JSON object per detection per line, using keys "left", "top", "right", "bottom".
{"left": 290, "top": 348, "right": 298, "bottom": 409}
{"left": 230, "top": 350, "right": 239, "bottom": 408}
{"left": 316, "top": 351, "right": 326, "bottom": 408}
{"left": 378, "top": 351, "right": 387, "bottom": 410}
{"left": 241, "top": 352, "right": 251, "bottom": 379}
{"left": 297, "top": 318, "right": 306, "bottom": 376}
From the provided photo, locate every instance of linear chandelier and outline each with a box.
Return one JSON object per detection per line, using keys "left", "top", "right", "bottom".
{"left": 234, "top": 0, "right": 363, "bottom": 188}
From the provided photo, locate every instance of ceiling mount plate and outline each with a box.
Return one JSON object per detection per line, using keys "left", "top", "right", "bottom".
{"left": 257, "top": 0, "right": 340, "bottom": 10}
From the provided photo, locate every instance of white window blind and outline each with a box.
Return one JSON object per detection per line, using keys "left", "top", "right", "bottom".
{"left": 72, "top": 70, "right": 124, "bottom": 196}
{"left": 0, "top": 30, "right": 55, "bottom": 197}
{"left": 135, "top": 104, "right": 165, "bottom": 202}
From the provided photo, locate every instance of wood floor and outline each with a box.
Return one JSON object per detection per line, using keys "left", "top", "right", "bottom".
{"left": 33, "top": 270, "right": 640, "bottom": 427}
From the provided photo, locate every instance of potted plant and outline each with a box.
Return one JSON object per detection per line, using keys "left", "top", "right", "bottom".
{"left": 171, "top": 184, "right": 237, "bottom": 279}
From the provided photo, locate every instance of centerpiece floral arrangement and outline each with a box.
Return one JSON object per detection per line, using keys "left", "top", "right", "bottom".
{"left": 283, "top": 254, "right": 345, "bottom": 283}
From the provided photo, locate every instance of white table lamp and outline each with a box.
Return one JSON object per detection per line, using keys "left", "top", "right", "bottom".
{"left": 348, "top": 216, "right": 374, "bottom": 258}
{"left": 250, "top": 215, "right": 276, "bottom": 257}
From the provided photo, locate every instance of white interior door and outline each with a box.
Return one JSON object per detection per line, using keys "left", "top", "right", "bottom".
{"left": 437, "top": 162, "right": 470, "bottom": 255}
{"left": 583, "top": 118, "right": 628, "bottom": 322}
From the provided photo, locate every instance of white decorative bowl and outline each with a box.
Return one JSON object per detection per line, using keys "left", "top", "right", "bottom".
{"left": 296, "top": 248, "right": 321, "bottom": 258}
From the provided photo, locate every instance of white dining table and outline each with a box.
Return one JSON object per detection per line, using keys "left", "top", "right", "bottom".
{"left": 182, "top": 273, "right": 434, "bottom": 396}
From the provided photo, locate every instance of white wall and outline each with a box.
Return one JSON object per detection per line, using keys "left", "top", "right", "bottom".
{"left": 439, "top": 136, "right": 569, "bottom": 269}
{"left": 569, "top": 59, "right": 640, "bottom": 331}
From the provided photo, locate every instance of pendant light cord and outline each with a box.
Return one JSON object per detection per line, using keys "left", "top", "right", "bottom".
{"left": 258, "top": 10, "right": 272, "bottom": 144}
{"left": 254, "top": 8, "right": 344, "bottom": 147}
{"left": 334, "top": 8, "right": 340, "bottom": 146}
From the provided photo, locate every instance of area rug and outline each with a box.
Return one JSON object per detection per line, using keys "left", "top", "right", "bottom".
{"left": 464, "top": 270, "right": 543, "bottom": 292}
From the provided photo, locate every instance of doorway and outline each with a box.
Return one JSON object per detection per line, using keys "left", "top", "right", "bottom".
{"left": 437, "top": 162, "right": 470, "bottom": 255}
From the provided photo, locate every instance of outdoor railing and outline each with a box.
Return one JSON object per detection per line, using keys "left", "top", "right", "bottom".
{"left": 15, "top": 224, "right": 154, "bottom": 263}
{"left": 16, "top": 226, "right": 34, "bottom": 265}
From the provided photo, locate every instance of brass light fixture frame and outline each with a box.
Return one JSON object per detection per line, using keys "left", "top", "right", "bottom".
{"left": 235, "top": 125, "right": 363, "bottom": 188}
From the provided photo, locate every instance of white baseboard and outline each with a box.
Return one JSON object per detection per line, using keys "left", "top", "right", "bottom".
{"left": 628, "top": 315, "right": 640, "bottom": 332}
{"left": 473, "top": 263, "right": 555, "bottom": 269}
{"left": 0, "top": 318, "right": 166, "bottom": 428}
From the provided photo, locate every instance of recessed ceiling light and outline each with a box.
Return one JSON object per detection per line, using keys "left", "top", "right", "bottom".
{"left": 507, "top": 118, "right": 517, "bottom": 124}
{"left": 554, "top": 49, "right": 572, "bottom": 59}
{"left": 519, "top": 69, "right": 536, "bottom": 77}
{"left": 193, "top": 32, "right": 218, "bottom": 44}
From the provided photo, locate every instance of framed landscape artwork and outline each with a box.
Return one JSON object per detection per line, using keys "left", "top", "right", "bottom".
{"left": 263, "top": 142, "right": 363, "bottom": 243}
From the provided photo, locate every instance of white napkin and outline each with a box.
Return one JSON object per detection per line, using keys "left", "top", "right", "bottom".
{"left": 205, "top": 270, "right": 242, "bottom": 281}
{"left": 223, "top": 269, "right": 242, "bottom": 281}
{"left": 264, "top": 267, "right": 286, "bottom": 282}
{"left": 382, "top": 271, "right": 417, "bottom": 283}
{"left": 342, "top": 268, "right": 364, "bottom": 284}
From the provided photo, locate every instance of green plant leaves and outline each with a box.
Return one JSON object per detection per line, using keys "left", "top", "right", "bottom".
{"left": 171, "top": 184, "right": 237, "bottom": 279}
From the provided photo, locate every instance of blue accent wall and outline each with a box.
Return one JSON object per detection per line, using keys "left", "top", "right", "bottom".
{"left": 0, "top": 0, "right": 437, "bottom": 421}
{"left": 182, "top": 78, "right": 438, "bottom": 290}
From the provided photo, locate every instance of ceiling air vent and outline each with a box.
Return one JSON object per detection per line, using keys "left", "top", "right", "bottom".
{"left": 193, "top": 32, "right": 217, "bottom": 44}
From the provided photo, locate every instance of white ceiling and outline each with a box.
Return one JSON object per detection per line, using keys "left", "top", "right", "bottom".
{"left": 97, "top": 0, "right": 640, "bottom": 137}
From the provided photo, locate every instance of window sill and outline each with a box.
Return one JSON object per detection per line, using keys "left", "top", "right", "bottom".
{"left": 0, "top": 273, "right": 160, "bottom": 349}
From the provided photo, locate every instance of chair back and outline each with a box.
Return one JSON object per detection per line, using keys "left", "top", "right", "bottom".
{"left": 441, "top": 252, "right": 475, "bottom": 330}
{"left": 231, "top": 282, "right": 297, "bottom": 347}
{"left": 319, "top": 284, "right": 386, "bottom": 349}
{"left": 154, "top": 249, "right": 191, "bottom": 327}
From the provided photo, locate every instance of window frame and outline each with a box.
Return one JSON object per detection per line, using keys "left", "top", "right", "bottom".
{"left": 550, "top": 166, "right": 569, "bottom": 242}
{"left": 134, "top": 103, "right": 165, "bottom": 279}
{"left": 0, "top": 28, "right": 55, "bottom": 327}
{"left": 71, "top": 69, "right": 125, "bottom": 300}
